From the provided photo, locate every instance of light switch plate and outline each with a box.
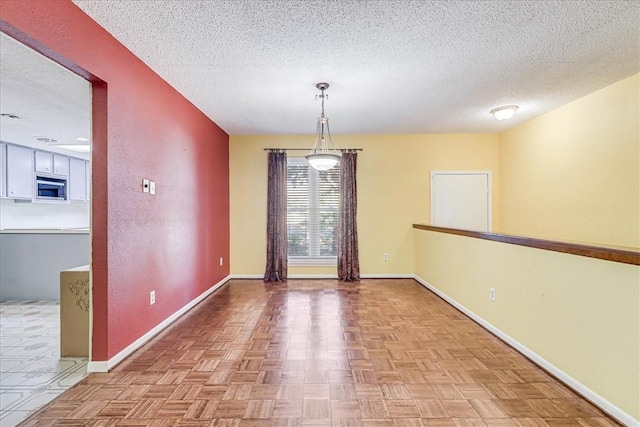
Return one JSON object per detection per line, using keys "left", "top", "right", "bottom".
{"left": 150, "top": 181, "right": 156, "bottom": 195}
{"left": 142, "top": 179, "right": 150, "bottom": 193}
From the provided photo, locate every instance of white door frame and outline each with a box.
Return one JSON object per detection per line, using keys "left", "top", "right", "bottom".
{"left": 430, "top": 170, "right": 493, "bottom": 231}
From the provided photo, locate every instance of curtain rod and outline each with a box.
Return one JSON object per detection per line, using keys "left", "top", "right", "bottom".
{"left": 263, "top": 148, "right": 362, "bottom": 151}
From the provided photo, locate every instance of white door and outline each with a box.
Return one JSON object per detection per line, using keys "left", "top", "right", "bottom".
{"left": 431, "top": 171, "right": 491, "bottom": 231}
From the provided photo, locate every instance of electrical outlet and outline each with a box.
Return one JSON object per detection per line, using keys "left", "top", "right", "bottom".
{"left": 489, "top": 287, "right": 496, "bottom": 302}
{"left": 150, "top": 290, "right": 156, "bottom": 305}
{"left": 219, "top": 257, "right": 224, "bottom": 266}
{"left": 142, "top": 179, "right": 150, "bottom": 193}
{"left": 149, "top": 181, "right": 156, "bottom": 195}
{"left": 383, "top": 253, "right": 389, "bottom": 261}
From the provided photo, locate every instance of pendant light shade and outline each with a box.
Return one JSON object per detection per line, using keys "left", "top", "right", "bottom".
{"left": 306, "top": 153, "right": 340, "bottom": 171}
{"left": 306, "top": 82, "right": 341, "bottom": 171}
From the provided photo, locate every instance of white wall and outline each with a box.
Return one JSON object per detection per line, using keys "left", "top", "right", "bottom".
{"left": 0, "top": 199, "right": 89, "bottom": 229}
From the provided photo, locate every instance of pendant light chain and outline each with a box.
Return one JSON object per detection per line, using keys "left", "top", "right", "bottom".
{"left": 319, "top": 86, "right": 326, "bottom": 149}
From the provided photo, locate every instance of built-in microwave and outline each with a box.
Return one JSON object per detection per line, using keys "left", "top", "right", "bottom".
{"left": 36, "top": 175, "right": 68, "bottom": 201}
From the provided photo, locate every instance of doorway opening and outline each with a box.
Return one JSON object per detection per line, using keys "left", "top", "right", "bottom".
{"left": 0, "top": 32, "right": 93, "bottom": 426}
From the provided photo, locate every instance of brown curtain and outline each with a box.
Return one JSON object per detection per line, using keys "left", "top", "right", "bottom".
{"left": 338, "top": 151, "right": 360, "bottom": 281}
{"left": 264, "top": 151, "right": 288, "bottom": 281}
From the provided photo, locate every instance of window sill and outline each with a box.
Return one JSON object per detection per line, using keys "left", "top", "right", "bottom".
{"left": 288, "top": 257, "right": 337, "bottom": 266}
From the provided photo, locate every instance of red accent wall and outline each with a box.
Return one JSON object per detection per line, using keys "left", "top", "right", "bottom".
{"left": 1, "top": 0, "right": 230, "bottom": 361}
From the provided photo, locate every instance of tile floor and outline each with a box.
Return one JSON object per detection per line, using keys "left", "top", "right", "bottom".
{"left": 0, "top": 301, "right": 88, "bottom": 426}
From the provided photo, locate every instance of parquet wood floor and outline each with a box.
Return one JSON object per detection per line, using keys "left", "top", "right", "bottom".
{"left": 21, "top": 279, "right": 620, "bottom": 426}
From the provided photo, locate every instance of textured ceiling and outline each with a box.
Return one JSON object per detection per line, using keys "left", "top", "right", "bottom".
{"left": 71, "top": 0, "right": 640, "bottom": 135}
{"left": 2, "top": 1, "right": 638, "bottom": 143}
{"left": 0, "top": 33, "right": 91, "bottom": 158}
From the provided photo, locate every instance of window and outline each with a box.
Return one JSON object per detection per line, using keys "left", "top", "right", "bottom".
{"left": 287, "top": 157, "right": 340, "bottom": 265}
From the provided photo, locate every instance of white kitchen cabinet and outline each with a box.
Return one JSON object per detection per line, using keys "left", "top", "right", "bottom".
{"left": 35, "top": 150, "right": 53, "bottom": 173}
{"left": 69, "top": 157, "right": 87, "bottom": 201}
{"left": 6, "top": 145, "right": 34, "bottom": 199}
{"left": 0, "top": 144, "right": 6, "bottom": 198}
{"left": 35, "top": 151, "right": 69, "bottom": 176}
{"left": 53, "top": 154, "right": 69, "bottom": 175}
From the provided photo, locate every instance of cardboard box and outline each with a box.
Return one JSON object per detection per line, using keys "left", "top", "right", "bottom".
{"left": 60, "top": 264, "right": 90, "bottom": 357}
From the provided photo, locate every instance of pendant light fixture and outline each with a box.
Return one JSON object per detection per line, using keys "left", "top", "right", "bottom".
{"left": 305, "top": 82, "right": 341, "bottom": 171}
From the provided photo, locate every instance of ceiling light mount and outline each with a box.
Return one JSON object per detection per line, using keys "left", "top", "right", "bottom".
{"left": 306, "top": 82, "right": 341, "bottom": 171}
{"left": 316, "top": 81, "right": 329, "bottom": 93}
{"left": 491, "top": 105, "right": 519, "bottom": 120}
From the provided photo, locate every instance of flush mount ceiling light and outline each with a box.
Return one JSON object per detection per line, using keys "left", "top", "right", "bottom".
{"left": 491, "top": 105, "right": 519, "bottom": 120}
{"left": 34, "top": 136, "right": 59, "bottom": 143}
{"left": 305, "top": 82, "right": 341, "bottom": 171}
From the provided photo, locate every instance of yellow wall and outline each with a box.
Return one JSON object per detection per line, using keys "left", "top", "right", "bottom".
{"left": 228, "top": 75, "right": 640, "bottom": 422}
{"left": 414, "top": 229, "right": 640, "bottom": 421}
{"left": 230, "top": 134, "right": 499, "bottom": 275}
{"left": 498, "top": 74, "right": 640, "bottom": 248}
{"left": 228, "top": 74, "right": 640, "bottom": 422}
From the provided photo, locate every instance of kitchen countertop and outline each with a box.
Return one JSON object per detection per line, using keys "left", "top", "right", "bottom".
{"left": 62, "top": 264, "right": 90, "bottom": 272}
{"left": 0, "top": 228, "right": 90, "bottom": 234}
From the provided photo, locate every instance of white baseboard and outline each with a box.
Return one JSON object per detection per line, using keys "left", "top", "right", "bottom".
{"left": 289, "top": 274, "right": 337, "bottom": 279}
{"left": 229, "top": 274, "right": 263, "bottom": 279}
{"left": 361, "top": 273, "right": 415, "bottom": 279}
{"left": 228, "top": 274, "right": 415, "bottom": 280}
{"left": 87, "top": 275, "right": 231, "bottom": 373}
{"left": 86, "top": 360, "right": 108, "bottom": 372}
{"left": 413, "top": 274, "right": 638, "bottom": 427}
{"left": 230, "top": 274, "right": 339, "bottom": 279}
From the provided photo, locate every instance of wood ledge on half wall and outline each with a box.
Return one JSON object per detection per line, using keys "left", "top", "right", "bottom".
{"left": 413, "top": 224, "right": 640, "bottom": 266}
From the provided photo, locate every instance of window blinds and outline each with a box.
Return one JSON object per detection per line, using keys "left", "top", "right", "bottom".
{"left": 286, "top": 157, "right": 340, "bottom": 262}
